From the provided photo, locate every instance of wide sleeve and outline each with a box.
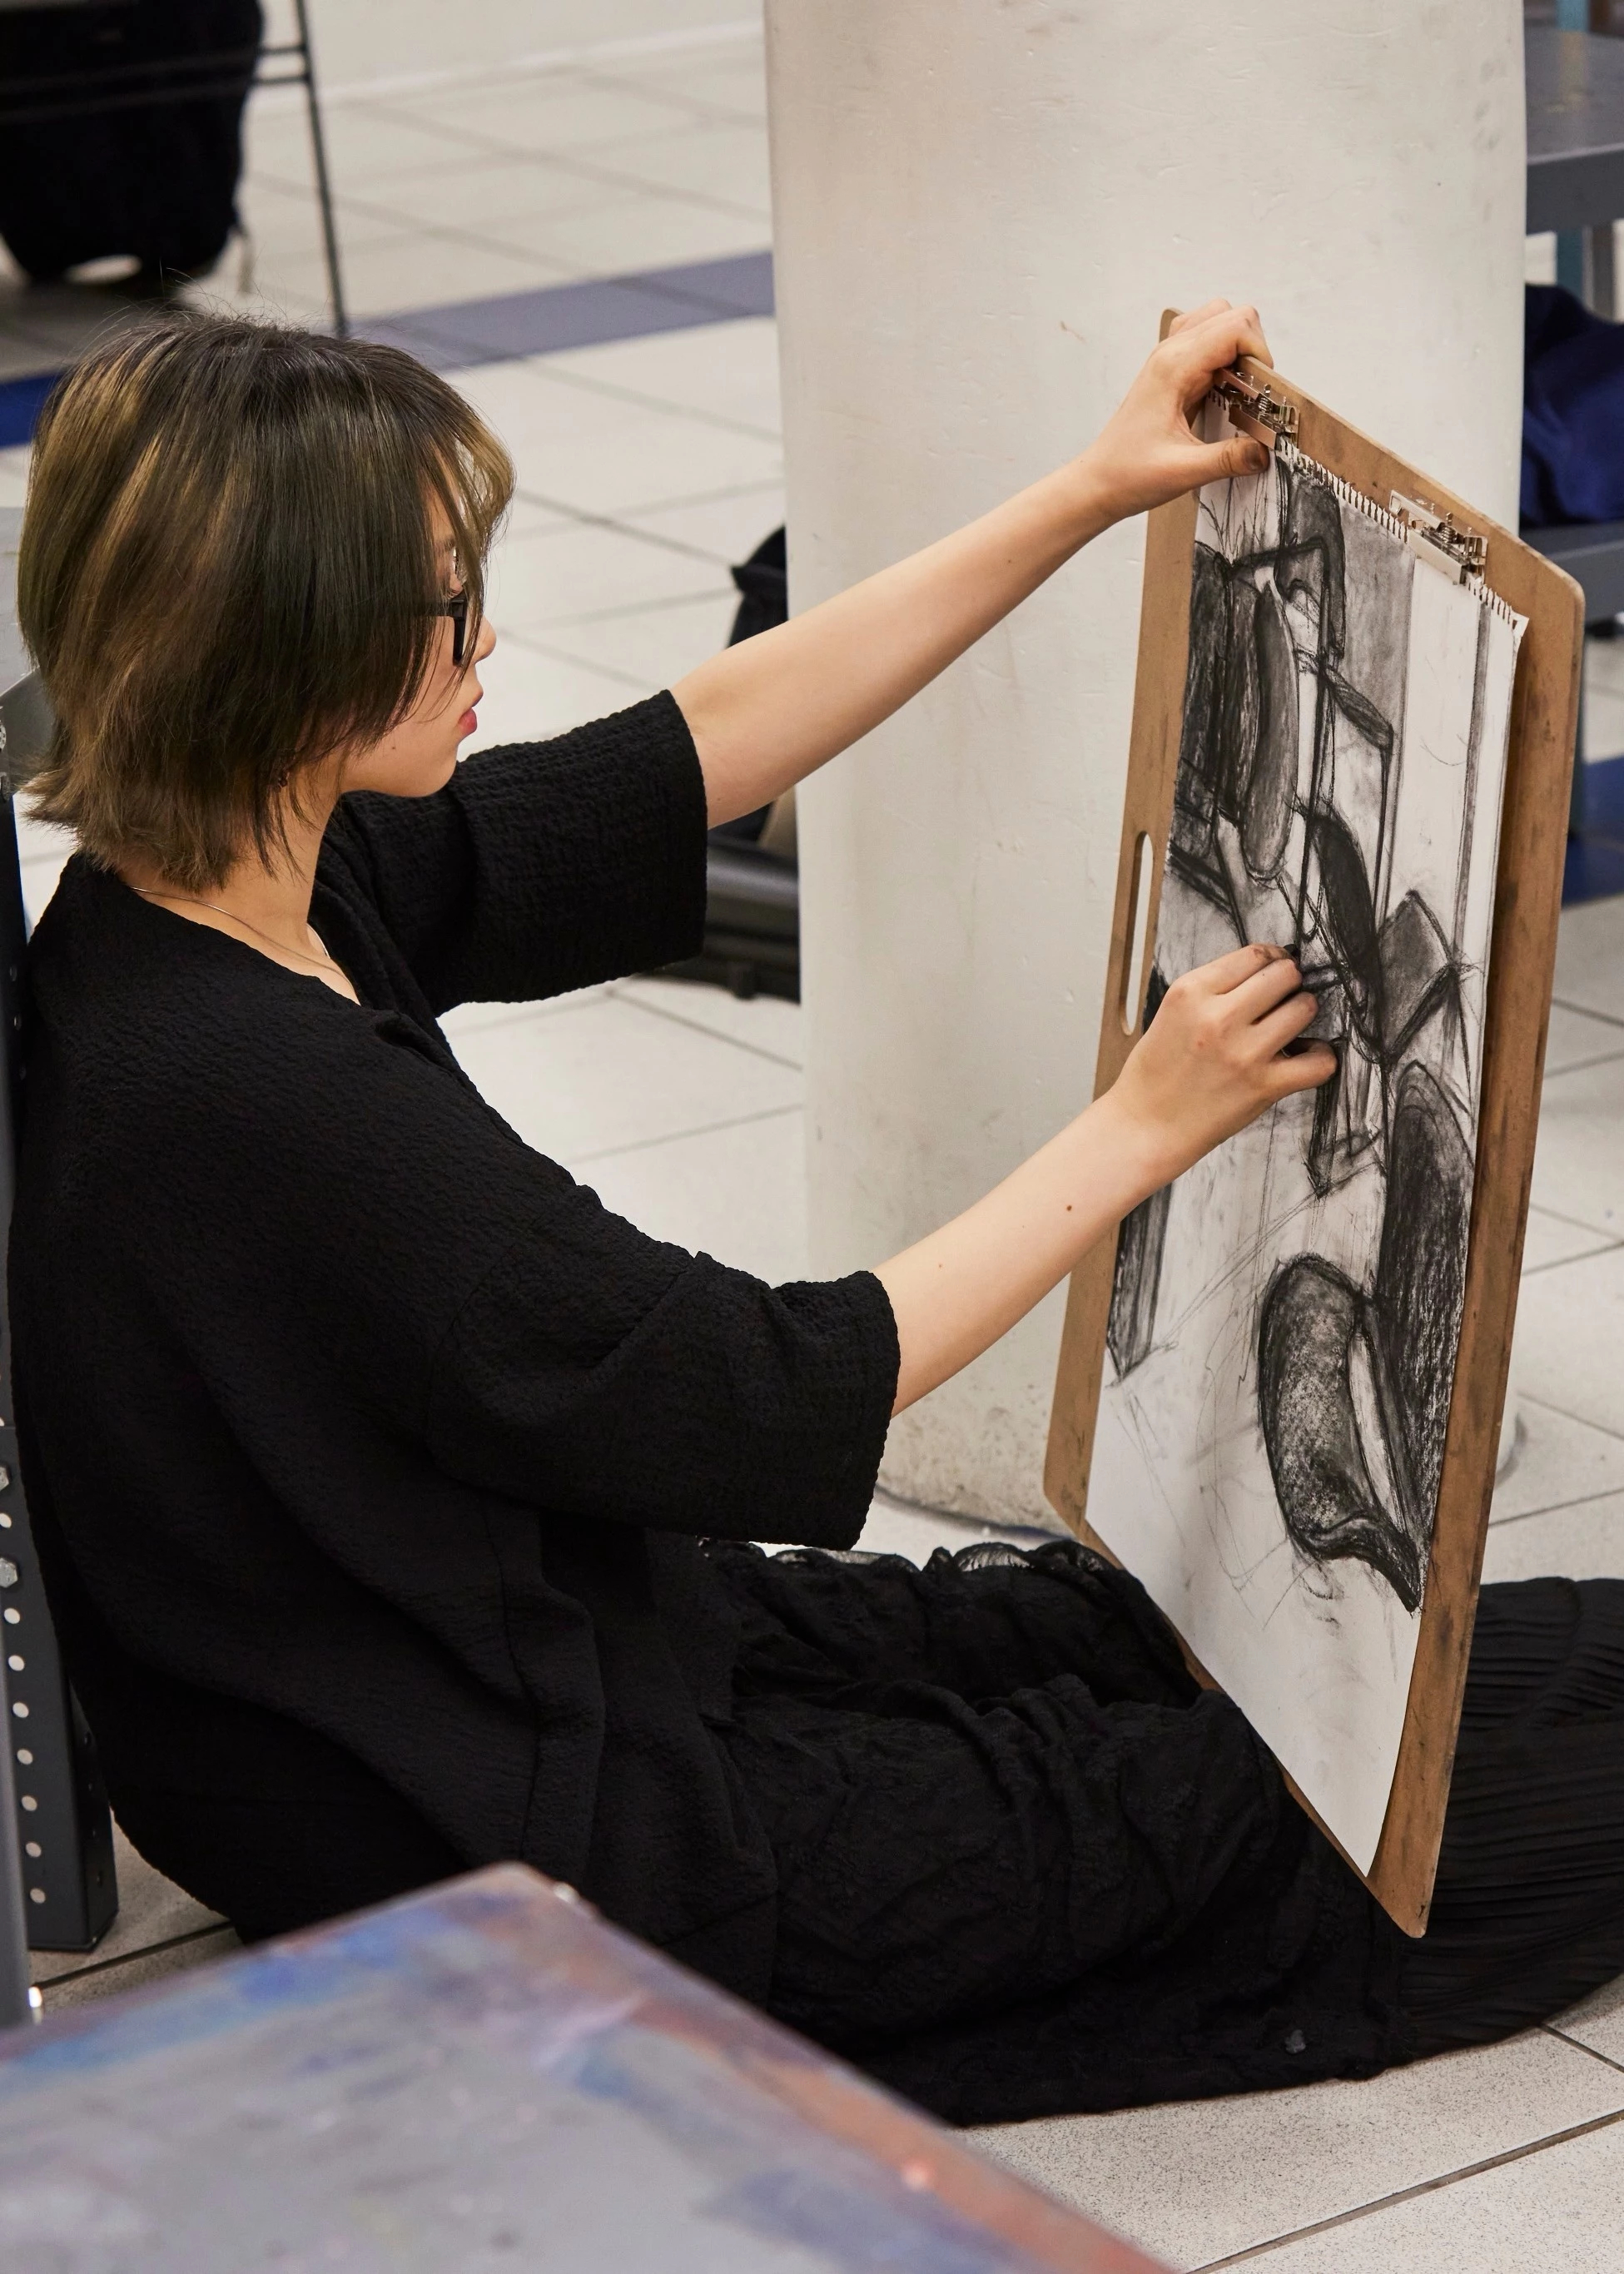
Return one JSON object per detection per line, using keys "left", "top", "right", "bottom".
{"left": 149, "top": 996, "right": 898, "bottom": 1550}
{"left": 428, "top": 1242, "right": 900, "bottom": 1547}
{"left": 319, "top": 692, "right": 709, "bottom": 1013}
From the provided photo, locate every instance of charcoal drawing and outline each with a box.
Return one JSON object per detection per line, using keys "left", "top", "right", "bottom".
{"left": 1089, "top": 444, "right": 1524, "bottom": 1871}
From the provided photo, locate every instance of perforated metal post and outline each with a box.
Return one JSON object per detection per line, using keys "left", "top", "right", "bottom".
{"left": 0, "top": 775, "right": 116, "bottom": 1959}
{"left": 0, "top": 1601, "right": 29, "bottom": 2028}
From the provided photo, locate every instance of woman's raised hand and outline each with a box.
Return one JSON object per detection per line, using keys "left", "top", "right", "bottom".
{"left": 1076, "top": 299, "right": 1277, "bottom": 526}
{"left": 875, "top": 941, "right": 1334, "bottom": 1416}
{"left": 1101, "top": 942, "right": 1337, "bottom": 1191}
{"left": 676, "top": 295, "right": 1282, "bottom": 834}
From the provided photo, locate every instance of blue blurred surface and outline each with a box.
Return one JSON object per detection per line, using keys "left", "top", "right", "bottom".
{"left": 0, "top": 1864, "right": 1163, "bottom": 2273}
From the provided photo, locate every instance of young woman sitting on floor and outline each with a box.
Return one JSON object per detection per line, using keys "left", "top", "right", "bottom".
{"left": 11, "top": 304, "right": 1624, "bottom": 2126}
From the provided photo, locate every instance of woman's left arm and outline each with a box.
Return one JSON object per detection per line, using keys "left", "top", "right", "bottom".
{"left": 673, "top": 300, "right": 1274, "bottom": 826}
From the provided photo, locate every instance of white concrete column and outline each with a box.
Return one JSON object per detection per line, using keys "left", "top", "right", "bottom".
{"left": 767, "top": 2, "right": 1527, "bottom": 1527}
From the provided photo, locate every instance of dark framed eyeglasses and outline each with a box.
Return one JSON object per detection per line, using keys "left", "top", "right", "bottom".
{"left": 432, "top": 588, "right": 469, "bottom": 667}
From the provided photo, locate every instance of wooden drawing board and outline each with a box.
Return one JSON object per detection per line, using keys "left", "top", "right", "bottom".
{"left": 1045, "top": 331, "right": 1583, "bottom": 1935}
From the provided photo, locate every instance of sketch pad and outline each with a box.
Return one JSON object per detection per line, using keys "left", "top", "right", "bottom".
{"left": 1045, "top": 341, "right": 1582, "bottom": 1932}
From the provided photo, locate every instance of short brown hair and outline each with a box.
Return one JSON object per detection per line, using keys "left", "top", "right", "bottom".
{"left": 19, "top": 310, "right": 514, "bottom": 890}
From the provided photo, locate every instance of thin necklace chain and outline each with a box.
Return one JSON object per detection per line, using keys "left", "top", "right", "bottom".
{"left": 132, "top": 887, "right": 344, "bottom": 977}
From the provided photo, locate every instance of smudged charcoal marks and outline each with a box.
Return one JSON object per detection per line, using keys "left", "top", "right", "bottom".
{"left": 1242, "top": 583, "right": 1298, "bottom": 884}
{"left": 1125, "top": 449, "right": 1493, "bottom": 1616}
{"left": 1258, "top": 1256, "right": 1426, "bottom": 1613}
{"left": 1373, "top": 1060, "right": 1474, "bottom": 1527}
{"left": 1279, "top": 467, "right": 1346, "bottom": 662}
{"left": 1108, "top": 968, "right": 1172, "bottom": 1382}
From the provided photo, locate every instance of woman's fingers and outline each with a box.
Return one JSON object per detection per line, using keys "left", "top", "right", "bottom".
{"left": 1165, "top": 299, "right": 1271, "bottom": 367}
{"left": 1081, "top": 299, "right": 1274, "bottom": 524}
{"left": 1163, "top": 305, "right": 1274, "bottom": 434}
{"left": 1264, "top": 1040, "right": 1338, "bottom": 1097}
{"left": 1194, "top": 941, "right": 1292, "bottom": 996}
{"left": 1250, "top": 988, "right": 1325, "bottom": 1062}
{"left": 1226, "top": 949, "right": 1312, "bottom": 1021}
{"left": 1179, "top": 300, "right": 1272, "bottom": 375}
{"left": 1167, "top": 296, "right": 1232, "bottom": 337}
{"left": 1193, "top": 432, "right": 1271, "bottom": 483}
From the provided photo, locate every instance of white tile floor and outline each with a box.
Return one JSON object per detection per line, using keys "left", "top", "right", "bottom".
{"left": 9, "top": 13, "right": 1624, "bottom": 2268}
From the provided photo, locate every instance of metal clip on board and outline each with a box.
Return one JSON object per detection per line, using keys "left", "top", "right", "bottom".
{"left": 1209, "top": 367, "right": 1300, "bottom": 450}
{"left": 1388, "top": 492, "right": 1489, "bottom": 585}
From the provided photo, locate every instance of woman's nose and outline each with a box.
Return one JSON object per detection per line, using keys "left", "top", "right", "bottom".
{"left": 475, "top": 613, "right": 498, "bottom": 664}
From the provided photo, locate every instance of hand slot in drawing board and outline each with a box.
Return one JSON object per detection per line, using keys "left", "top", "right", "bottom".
{"left": 1049, "top": 350, "right": 1582, "bottom": 1929}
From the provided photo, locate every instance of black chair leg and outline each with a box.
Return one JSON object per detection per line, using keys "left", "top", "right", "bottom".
{"left": 291, "top": 0, "right": 346, "bottom": 336}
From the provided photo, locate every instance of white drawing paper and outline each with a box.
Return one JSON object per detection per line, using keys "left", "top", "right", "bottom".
{"left": 1090, "top": 448, "right": 1525, "bottom": 1873}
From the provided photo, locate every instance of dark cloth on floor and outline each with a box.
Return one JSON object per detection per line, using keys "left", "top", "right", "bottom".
{"left": 708, "top": 1545, "right": 1624, "bottom": 2127}
{"left": 9, "top": 693, "right": 898, "bottom": 1982}
{"left": 1522, "top": 283, "right": 1624, "bottom": 527}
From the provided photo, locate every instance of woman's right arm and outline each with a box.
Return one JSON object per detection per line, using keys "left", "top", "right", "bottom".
{"left": 325, "top": 693, "right": 707, "bottom": 1012}
{"left": 875, "top": 945, "right": 1335, "bottom": 1412}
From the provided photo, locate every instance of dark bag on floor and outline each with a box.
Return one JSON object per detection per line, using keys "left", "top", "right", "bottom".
{"left": 660, "top": 527, "right": 799, "bottom": 1000}
{"left": 0, "top": 0, "right": 262, "bottom": 285}
{"left": 1522, "top": 283, "right": 1624, "bottom": 529}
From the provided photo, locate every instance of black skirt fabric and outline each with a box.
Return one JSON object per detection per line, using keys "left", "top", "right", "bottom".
{"left": 709, "top": 1542, "right": 1624, "bottom": 2127}
{"left": 1402, "top": 1575, "right": 1624, "bottom": 2053}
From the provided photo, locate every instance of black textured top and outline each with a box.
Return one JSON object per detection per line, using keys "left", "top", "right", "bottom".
{"left": 10, "top": 694, "right": 899, "bottom": 1982}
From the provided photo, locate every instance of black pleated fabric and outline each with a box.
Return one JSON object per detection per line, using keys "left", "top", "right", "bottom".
{"left": 1400, "top": 1576, "right": 1624, "bottom": 2053}
{"left": 709, "top": 1545, "right": 1624, "bottom": 2127}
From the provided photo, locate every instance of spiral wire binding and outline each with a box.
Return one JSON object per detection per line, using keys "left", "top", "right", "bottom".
{"left": 1275, "top": 437, "right": 1525, "bottom": 636}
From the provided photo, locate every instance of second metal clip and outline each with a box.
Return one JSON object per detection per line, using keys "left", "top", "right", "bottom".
{"left": 1210, "top": 369, "right": 1300, "bottom": 451}
{"left": 1388, "top": 492, "right": 1488, "bottom": 583}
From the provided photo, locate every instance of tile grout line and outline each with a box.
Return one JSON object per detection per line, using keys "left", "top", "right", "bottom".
{"left": 532, "top": 586, "right": 737, "bottom": 635}
{"left": 1520, "top": 1240, "right": 1624, "bottom": 1278}
{"left": 356, "top": 82, "right": 756, "bottom": 149}
{"left": 248, "top": 23, "right": 762, "bottom": 117}
{"left": 238, "top": 173, "right": 770, "bottom": 320}
{"left": 504, "top": 503, "right": 735, "bottom": 570}
{"left": 564, "top": 1100, "right": 802, "bottom": 1170}
{"left": 443, "top": 991, "right": 618, "bottom": 1039}
{"left": 1191, "top": 2103, "right": 1624, "bottom": 2270}
{"left": 514, "top": 81, "right": 764, "bottom": 140}
{"left": 331, "top": 108, "right": 772, "bottom": 235}
{"left": 1542, "top": 2021, "right": 1624, "bottom": 2077}
{"left": 1522, "top": 1389, "right": 1619, "bottom": 1422}
{"left": 298, "top": 22, "right": 762, "bottom": 114}
{"left": 572, "top": 71, "right": 764, "bottom": 136}
{"left": 507, "top": 474, "right": 782, "bottom": 557}
{"left": 447, "top": 986, "right": 799, "bottom": 1066}
{"left": 612, "top": 985, "right": 802, "bottom": 1071}
{"left": 1540, "top": 1045, "right": 1624, "bottom": 1078}
{"left": 1526, "top": 1199, "right": 1624, "bottom": 1239}
{"left": 490, "top": 626, "right": 656, "bottom": 692}
{"left": 1551, "top": 991, "right": 1624, "bottom": 1036}
{"left": 509, "top": 358, "right": 781, "bottom": 447}
{"left": 1487, "top": 1478, "right": 1624, "bottom": 1528}
{"left": 522, "top": 477, "right": 782, "bottom": 520}
{"left": 1516, "top": 1390, "right": 1624, "bottom": 1452}
{"left": 35, "top": 1919, "right": 234, "bottom": 1992}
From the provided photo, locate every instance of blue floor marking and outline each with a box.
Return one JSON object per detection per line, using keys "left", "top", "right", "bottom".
{"left": 360, "top": 249, "right": 774, "bottom": 372}
{"left": 0, "top": 248, "right": 775, "bottom": 447}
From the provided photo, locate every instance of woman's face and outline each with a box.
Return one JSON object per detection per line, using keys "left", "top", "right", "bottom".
{"left": 339, "top": 529, "right": 497, "bottom": 800}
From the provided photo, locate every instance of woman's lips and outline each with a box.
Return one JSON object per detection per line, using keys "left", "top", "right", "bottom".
{"left": 457, "top": 706, "right": 479, "bottom": 737}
